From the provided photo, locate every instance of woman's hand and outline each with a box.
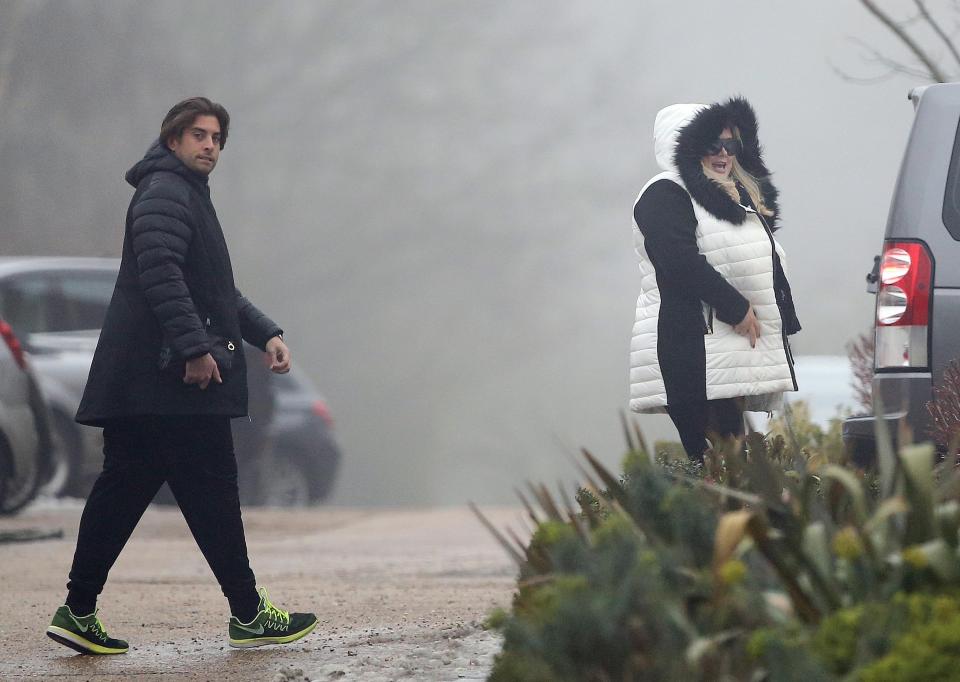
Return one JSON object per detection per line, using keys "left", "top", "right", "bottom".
{"left": 733, "top": 305, "right": 761, "bottom": 348}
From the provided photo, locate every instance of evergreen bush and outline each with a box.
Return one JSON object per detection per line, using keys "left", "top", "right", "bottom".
{"left": 476, "top": 403, "right": 960, "bottom": 680}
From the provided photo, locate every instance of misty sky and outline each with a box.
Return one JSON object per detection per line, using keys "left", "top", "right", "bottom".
{"left": 0, "top": 1, "right": 929, "bottom": 504}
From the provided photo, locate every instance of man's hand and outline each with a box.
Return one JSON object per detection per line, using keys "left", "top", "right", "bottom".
{"left": 266, "top": 336, "right": 291, "bottom": 374}
{"left": 733, "top": 305, "right": 761, "bottom": 348}
{"left": 184, "top": 353, "right": 222, "bottom": 390}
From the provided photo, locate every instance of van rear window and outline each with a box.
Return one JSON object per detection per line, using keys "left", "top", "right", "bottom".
{"left": 943, "top": 117, "right": 960, "bottom": 240}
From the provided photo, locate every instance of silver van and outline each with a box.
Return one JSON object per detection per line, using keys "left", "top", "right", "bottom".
{"left": 844, "top": 84, "right": 960, "bottom": 459}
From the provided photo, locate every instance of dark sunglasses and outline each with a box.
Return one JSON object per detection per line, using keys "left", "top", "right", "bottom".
{"left": 705, "top": 138, "right": 743, "bottom": 156}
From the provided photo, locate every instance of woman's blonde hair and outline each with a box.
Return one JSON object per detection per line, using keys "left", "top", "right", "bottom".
{"left": 701, "top": 129, "right": 774, "bottom": 218}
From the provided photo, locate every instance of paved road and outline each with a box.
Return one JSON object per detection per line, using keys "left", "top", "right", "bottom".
{"left": 0, "top": 501, "right": 519, "bottom": 681}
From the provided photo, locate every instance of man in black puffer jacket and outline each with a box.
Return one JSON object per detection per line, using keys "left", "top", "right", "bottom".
{"left": 46, "top": 98, "right": 317, "bottom": 656}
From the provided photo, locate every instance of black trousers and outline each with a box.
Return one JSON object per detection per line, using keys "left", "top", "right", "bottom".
{"left": 667, "top": 398, "right": 745, "bottom": 462}
{"left": 66, "top": 415, "right": 257, "bottom": 607}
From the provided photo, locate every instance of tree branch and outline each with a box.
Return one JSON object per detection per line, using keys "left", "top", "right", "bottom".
{"left": 914, "top": 0, "right": 960, "bottom": 69}
{"left": 845, "top": 36, "right": 938, "bottom": 80}
{"left": 830, "top": 60, "right": 902, "bottom": 84}
{"left": 858, "top": 0, "right": 948, "bottom": 82}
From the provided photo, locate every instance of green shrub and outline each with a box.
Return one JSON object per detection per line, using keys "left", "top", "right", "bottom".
{"left": 479, "top": 408, "right": 960, "bottom": 680}
{"left": 811, "top": 605, "right": 864, "bottom": 674}
{"left": 486, "top": 446, "right": 774, "bottom": 680}
{"left": 767, "top": 401, "right": 847, "bottom": 464}
{"left": 747, "top": 626, "right": 833, "bottom": 682}
{"left": 856, "top": 592, "right": 960, "bottom": 682}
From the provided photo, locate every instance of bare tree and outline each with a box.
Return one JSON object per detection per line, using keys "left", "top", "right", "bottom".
{"left": 846, "top": 330, "right": 875, "bottom": 413}
{"left": 848, "top": 0, "right": 960, "bottom": 83}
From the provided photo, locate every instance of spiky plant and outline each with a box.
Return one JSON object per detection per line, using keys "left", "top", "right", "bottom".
{"left": 474, "top": 422, "right": 795, "bottom": 681}
{"left": 475, "top": 410, "right": 960, "bottom": 680}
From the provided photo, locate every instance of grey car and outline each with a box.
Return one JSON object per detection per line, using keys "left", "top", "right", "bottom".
{"left": 0, "top": 257, "right": 117, "bottom": 496}
{"left": 844, "top": 84, "right": 960, "bottom": 458}
{"left": 0, "top": 256, "right": 341, "bottom": 504}
{"left": 0, "top": 315, "right": 51, "bottom": 513}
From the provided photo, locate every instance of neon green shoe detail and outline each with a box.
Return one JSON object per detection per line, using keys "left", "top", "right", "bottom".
{"left": 228, "top": 587, "right": 317, "bottom": 649}
{"left": 46, "top": 605, "right": 129, "bottom": 655}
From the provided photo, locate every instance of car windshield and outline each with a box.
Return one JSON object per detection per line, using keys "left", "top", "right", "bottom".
{"left": 0, "top": 269, "right": 116, "bottom": 336}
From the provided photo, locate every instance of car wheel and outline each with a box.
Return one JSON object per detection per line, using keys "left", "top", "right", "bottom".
{"left": 39, "top": 412, "right": 81, "bottom": 498}
{"left": 254, "top": 452, "right": 312, "bottom": 507}
{"left": 0, "top": 432, "right": 41, "bottom": 515}
{"left": 305, "top": 441, "right": 340, "bottom": 503}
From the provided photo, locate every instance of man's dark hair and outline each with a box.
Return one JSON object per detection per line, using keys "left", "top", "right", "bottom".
{"left": 160, "top": 97, "right": 230, "bottom": 150}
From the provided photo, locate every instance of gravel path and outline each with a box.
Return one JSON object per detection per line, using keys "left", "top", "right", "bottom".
{"left": 0, "top": 500, "right": 520, "bottom": 681}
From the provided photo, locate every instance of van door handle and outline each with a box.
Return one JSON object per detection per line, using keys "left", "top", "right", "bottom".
{"left": 866, "top": 255, "right": 880, "bottom": 294}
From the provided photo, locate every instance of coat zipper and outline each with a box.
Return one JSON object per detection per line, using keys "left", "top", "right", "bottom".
{"left": 751, "top": 208, "right": 799, "bottom": 391}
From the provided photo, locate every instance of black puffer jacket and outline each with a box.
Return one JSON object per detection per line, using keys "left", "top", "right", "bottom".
{"left": 76, "top": 140, "right": 282, "bottom": 426}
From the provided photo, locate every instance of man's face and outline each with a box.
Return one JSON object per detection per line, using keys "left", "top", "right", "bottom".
{"left": 168, "top": 114, "right": 222, "bottom": 175}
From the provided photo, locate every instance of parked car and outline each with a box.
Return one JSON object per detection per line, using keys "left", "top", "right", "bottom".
{"left": 0, "top": 256, "right": 341, "bottom": 504}
{"left": 843, "top": 83, "right": 960, "bottom": 459}
{"left": 0, "top": 316, "right": 51, "bottom": 514}
{"left": 25, "top": 329, "right": 103, "bottom": 496}
{"left": 0, "top": 257, "right": 116, "bottom": 496}
{"left": 235, "top": 365, "right": 340, "bottom": 506}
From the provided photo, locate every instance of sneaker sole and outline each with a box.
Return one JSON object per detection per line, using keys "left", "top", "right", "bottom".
{"left": 46, "top": 626, "right": 128, "bottom": 655}
{"left": 228, "top": 619, "right": 318, "bottom": 649}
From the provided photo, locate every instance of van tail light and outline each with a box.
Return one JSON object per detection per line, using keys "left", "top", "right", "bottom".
{"left": 874, "top": 240, "right": 933, "bottom": 370}
{"left": 312, "top": 399, "right": 334, "bottom": 429}
{"left": 0, "top": 319, "right": 27, "bottom": 370}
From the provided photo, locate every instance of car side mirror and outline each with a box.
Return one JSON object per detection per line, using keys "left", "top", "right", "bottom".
{"left": 866, "top": 255, "right": 880, "bottom": 294}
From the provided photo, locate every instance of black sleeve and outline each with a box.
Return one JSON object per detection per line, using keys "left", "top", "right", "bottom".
{"left": 235, "top": 288, "right": 283, "bottom": 351}
{"left": 130, "top": 177, "right": 210, "bottom": 361}
{"left": 634, "top": 179, "right": 749, "bottom": 326}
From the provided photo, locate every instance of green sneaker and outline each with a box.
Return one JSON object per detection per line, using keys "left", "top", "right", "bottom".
{"left": 46, "top": 605, "right": 129, "bottom": 655}
{"left": 228, "top": 587, "right": 317, "bottom": 649}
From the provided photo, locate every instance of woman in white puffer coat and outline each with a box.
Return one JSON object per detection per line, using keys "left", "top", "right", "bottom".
{"left": 630, "top": 97, "right": 800, "bottom": 462}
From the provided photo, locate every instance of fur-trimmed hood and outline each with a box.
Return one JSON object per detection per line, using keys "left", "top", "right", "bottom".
{"left": 652, "top": 97, "right": 780, "bottom": 228}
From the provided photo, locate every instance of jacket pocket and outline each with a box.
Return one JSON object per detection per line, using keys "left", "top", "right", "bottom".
{"left": 158, "top": 319, "right": 236, "bottom": 377}
{"left": 702, "top": 303, "right": 714, "bottom": 335}
{"left": 208, "top": 334, "right": 236, "bottom": 374}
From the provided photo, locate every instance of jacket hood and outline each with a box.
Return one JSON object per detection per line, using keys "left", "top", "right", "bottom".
{"left": 653, "top": 96, "right": 779, "bottom": 227}
{"left": 653, "top": 103, "right": 706, "bottom": 172}
{"left": 125, "top": 139, "right": 208, "bottom": 189}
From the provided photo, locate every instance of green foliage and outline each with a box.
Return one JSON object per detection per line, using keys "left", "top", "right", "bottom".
{"left": 803, "top": 592, "right": 960, "bottom": 681}
{"left": 480, "top": 404, "right": 960, "bottom": 681}
{"left": 857, "top": 607, "right": 960, "bottom": 681}
{"left": 487, "top": 448, "right": 771, "bottom": 679}
{"left": 747, "top": 626, "right": 833, "bottom": 682}
{"left": 768, "top": 401, "right": 847, "bottom": 464}
{"left": 811, "top": 604, "right": 863, "bottom": 674}
{"left": 487, "top": 652, "right": 562, "bottom": 682}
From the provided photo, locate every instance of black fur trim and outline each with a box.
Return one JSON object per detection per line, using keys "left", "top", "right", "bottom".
{"left": 673, "top": 96, "right": 781, "bottom": 229}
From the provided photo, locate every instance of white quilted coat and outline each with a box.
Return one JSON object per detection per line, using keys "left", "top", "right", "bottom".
{"left": 629, "top": 104, "right": 796, "bottom": 413}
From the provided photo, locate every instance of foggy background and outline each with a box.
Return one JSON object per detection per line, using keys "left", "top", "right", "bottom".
{"left": 0, "top": 1, "right": 919, "bottom": 505}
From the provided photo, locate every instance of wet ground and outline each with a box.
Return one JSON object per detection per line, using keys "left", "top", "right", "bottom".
{"left": 0, "top": 501, "right": 520, "bottom": 681}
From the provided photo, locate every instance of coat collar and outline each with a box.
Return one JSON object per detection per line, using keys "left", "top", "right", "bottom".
{"left": 125, "top": 139, "right": 211, "bottom": 193}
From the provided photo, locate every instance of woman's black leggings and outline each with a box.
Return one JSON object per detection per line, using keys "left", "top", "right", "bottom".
{"left": 667, "top": 398, "right": 745, "bottom": 462}
{"left": 65, "top": 415, "right": 258, "bottom": 616}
